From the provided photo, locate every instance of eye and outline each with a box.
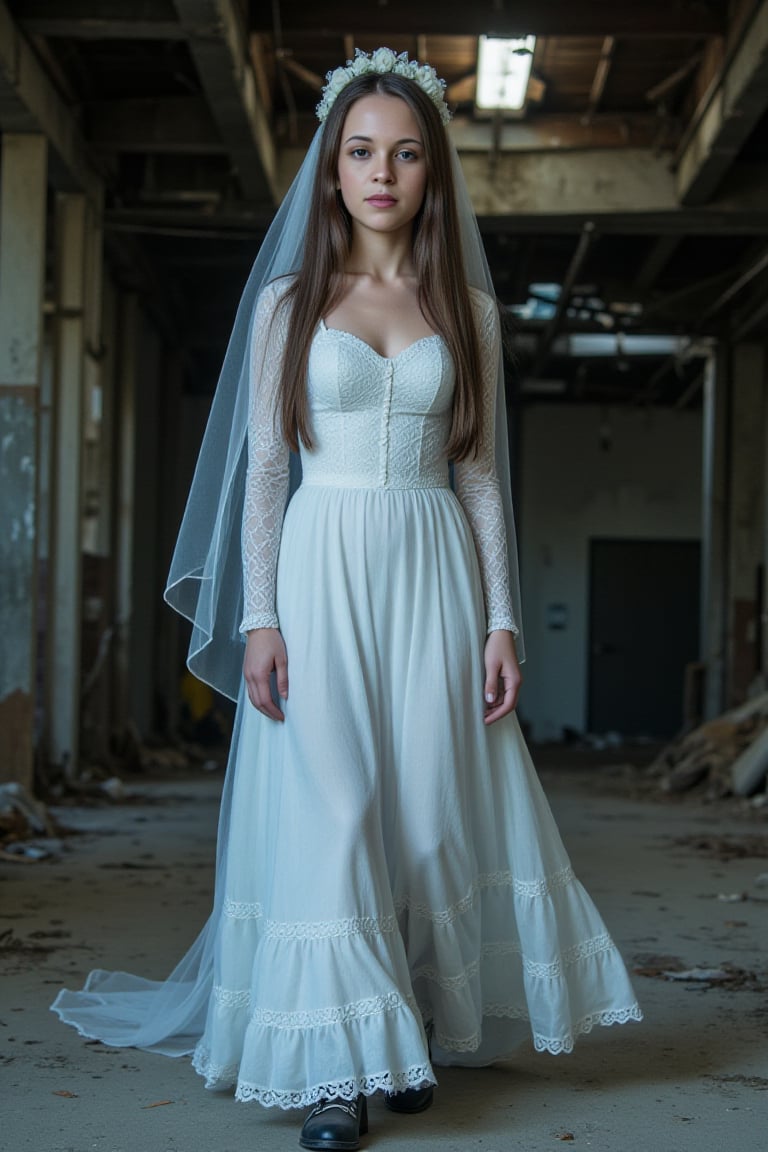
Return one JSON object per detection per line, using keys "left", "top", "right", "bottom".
{"left": 349, "top": 147, "right": 370, "bottom": 158}
{"left": 397, "top": 149, "right": 419, "bottom": 161}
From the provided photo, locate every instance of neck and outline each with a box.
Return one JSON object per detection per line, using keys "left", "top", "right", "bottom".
{"left": 346, "top": 225, "right": 416, "bottom": 281}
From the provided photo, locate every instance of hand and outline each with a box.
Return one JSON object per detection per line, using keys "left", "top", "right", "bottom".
{"left": 483, "top": 630, "right": 522, "bottom": 725}
{"left": 243, "top": 628, "right": 288, "bottom": 721}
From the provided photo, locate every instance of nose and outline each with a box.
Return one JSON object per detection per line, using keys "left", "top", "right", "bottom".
{"left": 373, "top": 154, "right": 394, "bottom": 183}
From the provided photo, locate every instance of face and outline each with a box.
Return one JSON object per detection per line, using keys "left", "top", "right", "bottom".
{"left": 336, "top": 93, "right": 427, "bottom": 237}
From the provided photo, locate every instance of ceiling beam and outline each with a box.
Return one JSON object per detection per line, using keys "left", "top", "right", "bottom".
{"left": 17, "top": 0, "right": 185, "bottom": 40}
{"left": 584, "top": 36, "right": 616, "bottom": 123}
{"left": 85, "top": 97, "right": 225, "bottom": 154}
{"left": 103, "top": 200, "right": 768, "bottom": 238}
{"left": 106, "top": 147, "right": 768, "bottom": 236}
{"left": 732, "top": 278, "right": 768, "bottom": 340}
{"left": 0, "top": 0, "right": 102, "bottom": 202}
{"left": 531, "top": 222, "right": 597, "bottom": 376}
{"left": 633, "top": 235, "right": 682, "bottom": 292}
{"left": 449, "top": 114, "right": 659, "bottom": 152}
{"left": 699, "top": 242, "right": 768, "bottom": 322}
{"left": 460, "top": 149, "right": 678, "bottom": 217}
{"left": 173, "top": 0, "right": 277, "bottom": 202}
{"left": 251, "top": 2, "right": 725, "bottom": 38}
{"left": 676, "top": 0, "right": 768, "bottom": 205}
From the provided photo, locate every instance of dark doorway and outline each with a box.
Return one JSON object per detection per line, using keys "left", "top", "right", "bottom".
{"left": 588, "top": 539, "right": 700, "bottom": 739}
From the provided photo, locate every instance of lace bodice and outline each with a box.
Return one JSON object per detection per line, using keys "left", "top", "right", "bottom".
{"left": 240, "top": 282, "right": 518, "bottom": 636}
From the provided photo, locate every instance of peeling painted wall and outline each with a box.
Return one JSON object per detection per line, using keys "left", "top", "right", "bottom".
{"left": 0, "top": 393, "right": 36, "bottom": 700}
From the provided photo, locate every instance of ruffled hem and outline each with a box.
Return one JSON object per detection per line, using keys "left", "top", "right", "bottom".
{"left": 192, "top": 1045, "right": 436, "bottom": 1109}
{"left": 427, "top": 1000, "right": 643, "bottom": 1060}
{"left": 533, "top": 1003, "right": 643, "bottom": 1055}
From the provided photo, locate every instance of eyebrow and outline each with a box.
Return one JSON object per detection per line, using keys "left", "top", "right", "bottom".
{"left": 343, "top": 134, "right": 423, "bottom": 146}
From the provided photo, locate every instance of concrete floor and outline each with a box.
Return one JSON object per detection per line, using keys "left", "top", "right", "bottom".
{"left": 1, "top": 761, "right": 767, "bottom": 1152}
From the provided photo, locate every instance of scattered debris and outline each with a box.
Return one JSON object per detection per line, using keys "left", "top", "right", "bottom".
{"left": 0, "top": 783, "right": 72, "bottom": 862}
{"left": 100, "top": 777, "right": 127, "bottom": 801}
{"left": 732, "top": 725, "right": 768, "bottom": 796}
{"left": 664, "top": 967, "right": 730, "bottom": 982}
{"left": 707, "top": 1074, "right": 768, "bottom": 1091}
{"left": 648, "top": 692, "right": 768, "bottom": 798}
{"left": 142, "top": 1100, "right": 174, "bottom": 1109}
{"left": 633, "top": 953, "right": 686, "bottom": 978}
{"left": 52, "top": 1090, "right": 78, "bottom": 1098}
{"left": 0, "top": 783, "right": 48, "bottom": 833}
{"left": 673, "top": 834, "right": 768, "bottom": 861}
{"left": 0, "top": 928, "right": 59, "bottom": 958}
{"left": 717, "top": 892, "right": 747, "bottom": 903}
{"left": 634, "top": 955, "right": 767, "bottom": 991}
{"left": 0, "top": 842, "right": 53, "bottom": 863}
{"left": 555, "top": 1134, "right": 575, "bottom": 1142}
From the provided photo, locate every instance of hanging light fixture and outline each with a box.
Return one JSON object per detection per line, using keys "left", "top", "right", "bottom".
{"left": 476, "top": 35, "right": 536, "bottom": 112}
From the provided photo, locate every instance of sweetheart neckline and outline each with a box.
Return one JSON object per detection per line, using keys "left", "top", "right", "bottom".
{"left": 318, "top": 319, "right": 443, "bottom": 362}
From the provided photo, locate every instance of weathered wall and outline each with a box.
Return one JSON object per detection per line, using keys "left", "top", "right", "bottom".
{"left": 519, "top": 403, "right": 702, "bottom": 742}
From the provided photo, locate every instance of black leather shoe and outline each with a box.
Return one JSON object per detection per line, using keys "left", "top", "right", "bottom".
{"left": 299, "top": 1095, "right": 368, "bottom": 1150}
{"left": 384, "top": 1084, "right": 434, "bottom": 1113}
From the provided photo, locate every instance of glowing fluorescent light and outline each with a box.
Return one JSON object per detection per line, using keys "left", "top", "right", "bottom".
{"left": 476, "top": 35, "right": 536, "bottom": 112}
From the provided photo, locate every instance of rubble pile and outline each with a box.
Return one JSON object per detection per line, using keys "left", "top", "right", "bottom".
{"left": 0, "top": 782, "right": 64, "bottom": 862}
{"left": 648, "top": 692, "right": 768, "bottom": 799}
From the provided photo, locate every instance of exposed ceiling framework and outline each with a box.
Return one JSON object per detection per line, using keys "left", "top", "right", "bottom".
{"left": 1, "top": 0, "right": 767, "bottom": 403}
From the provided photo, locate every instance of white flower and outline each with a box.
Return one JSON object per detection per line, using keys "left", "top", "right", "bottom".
{"left": 327, "top": 68, "right": 352, "bottom": 97}
{"left": 316, "top": 47, "right": 451, "bottom": 125}
{"left": 370, "top": 47, "right": 397, "bottom": 72}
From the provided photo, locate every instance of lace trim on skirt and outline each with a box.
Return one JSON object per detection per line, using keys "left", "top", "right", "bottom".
{"left": 221, "top": 865, "right": 577, "bottom": 933}
{"left": 432, "top": 1001, "right": 644, "bottom": 1055}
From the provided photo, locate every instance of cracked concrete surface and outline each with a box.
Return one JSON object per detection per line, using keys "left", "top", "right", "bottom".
{"left": 1, "top": 762, "right": 766, "bottom": 1152}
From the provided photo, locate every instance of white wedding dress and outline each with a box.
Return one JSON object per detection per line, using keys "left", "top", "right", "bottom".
{"left": 52, "top": 282, "right": 641, "bottom": 1108}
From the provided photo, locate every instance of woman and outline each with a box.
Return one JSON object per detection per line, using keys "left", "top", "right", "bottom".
{"left": 53, "top": 50, "right": 641, "bottom": 1152}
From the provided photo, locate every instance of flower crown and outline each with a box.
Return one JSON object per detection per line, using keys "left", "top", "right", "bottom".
{"left": 316, "top": 47, "right": 451, "bottom": 126}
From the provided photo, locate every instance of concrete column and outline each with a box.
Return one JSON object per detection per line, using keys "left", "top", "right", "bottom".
{"left": 727, "top": 343, "right": 766, "bottom": 703}
{"left": 157, "top": 349, "right": 184, "bottom": 736}
{"left": 762, "top": 364, "right": 768, "bottom": 680}
{"left": 129, "top": 318, "right": 162, "bottom": 735}
{"left": 97, "top": 273, "right": 118, "bottom": 559}
{"left": 49, "top": 193, "right": 87, "bottom": 775}
{"left": 0, "top": 135, "right": 47, "bottom": 789}
{"left": 113, "top": 293, "right": 138, "bottom": 738}
{"left": 79, "top": 196, "right": 110, "bottom": 764}
{"left": 81, "top": 195, "right": 105, "bottom": 556}
{"left": 701, "top": 347, "right": 729, "bottom": 719}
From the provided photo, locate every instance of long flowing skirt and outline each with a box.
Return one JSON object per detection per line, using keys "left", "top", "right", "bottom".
{"left": 52, "top": 484, "right": 641, "bottom": 1108}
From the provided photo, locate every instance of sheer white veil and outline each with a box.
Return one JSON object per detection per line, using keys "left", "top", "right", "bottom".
{"left": 164, "top": 122, "right": 525, "bottom": 702}
{"left": 51, "top": 90, "right": 525, "bottom": 1059}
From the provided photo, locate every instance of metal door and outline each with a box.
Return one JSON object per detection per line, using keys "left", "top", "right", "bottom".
{"left": 588, "top": 538, "right": 700, "bottom": 738}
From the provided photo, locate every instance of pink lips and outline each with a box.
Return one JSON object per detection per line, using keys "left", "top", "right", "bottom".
{"left": 366, "top": 195, "right": 397, "bottom": 207}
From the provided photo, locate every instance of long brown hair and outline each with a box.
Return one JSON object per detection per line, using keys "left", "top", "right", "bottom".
{"left": 276, "top": 72, "right": 483, "bottom": 461}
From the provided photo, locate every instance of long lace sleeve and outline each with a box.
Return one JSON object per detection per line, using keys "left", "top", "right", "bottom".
{"left": 454, "top": 292, "right": 519, "bottom": 637}
{"left": 239, "top": 283, "right": 290, "bottom": 634}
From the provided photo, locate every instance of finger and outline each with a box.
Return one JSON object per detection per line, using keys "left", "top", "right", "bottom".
{"left": 250, "top": 673, "right": 285, "bottom": 722}
{"left": 502, "top": 677, "right": 521, "bottom": 713}
{"left": 484, "top": 674, "right": 521, "bottom": 723}
{"left": 275, "top": 653, "right": 289, "bottom": 700}
{"left": 483, "top": 696, "right": 515, "bottom": 725}
{"left": 484, "top": 662, "right": 501, "bottom": 705}
{"left": 255, "top": 694, "right": 285, "bottom": 722}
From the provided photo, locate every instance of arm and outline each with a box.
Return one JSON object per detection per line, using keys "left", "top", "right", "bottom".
{"left": 239, "top": 283, "right": 291, "bottom": 720}
{"left": 453, "top": 292, "right": 522, "bottom": 723}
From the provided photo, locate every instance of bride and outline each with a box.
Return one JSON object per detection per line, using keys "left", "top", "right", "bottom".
{"left": 53, "top": 49, "right": 641, "bottom": 1152}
